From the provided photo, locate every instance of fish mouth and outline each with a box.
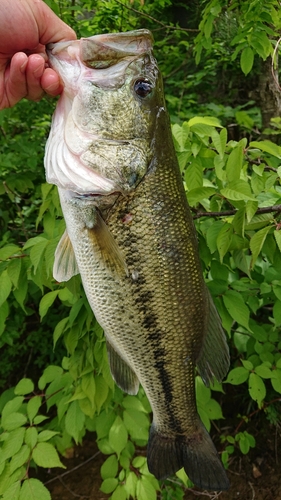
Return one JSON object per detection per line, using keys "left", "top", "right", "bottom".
{"left": 47, "top": 29, "right": 153, "bottom": 71}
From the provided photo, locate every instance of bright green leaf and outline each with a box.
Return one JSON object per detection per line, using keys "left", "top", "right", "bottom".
{"left": 240, "top": 47, "right": 254, "bottom": 75}
{"left": 14, "top": 379, "right": 34, "bottom": 396}
{"left": 32, "top": 442, "right": 65, "bottom": 469}
{"left": 19, "top": 479, "right": 51, "bottom": 500}
{"left": 108, "top": 416, "right": 128, "bottom": 457}
{"left": 248, "top": 373, "right": 266, "bottom": 408}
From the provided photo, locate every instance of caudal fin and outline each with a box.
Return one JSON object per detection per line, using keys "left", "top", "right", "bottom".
{"left": 147, "top": 423, "right": 229, "bottom": 491}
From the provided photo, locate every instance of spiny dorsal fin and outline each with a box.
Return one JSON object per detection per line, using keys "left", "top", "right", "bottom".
{"left": 196, "top": 287, "right": 230, "bottom": 386}
{"left": 53, "top": 230, "right": 79, "bottom": 282}
{"left": 87, "top": 211, "right": 129, "bottom": 278}
{"left": 106, "top": 340, "right": 139, "bottom": 395}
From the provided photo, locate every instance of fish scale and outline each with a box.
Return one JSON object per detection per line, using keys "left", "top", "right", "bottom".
{"left": 45, "top": 29, "right": 230, "bottom": 491}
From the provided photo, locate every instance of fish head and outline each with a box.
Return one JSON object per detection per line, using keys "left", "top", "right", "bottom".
{"left": 45, "top": 30, "right": 165, "bottom": 197}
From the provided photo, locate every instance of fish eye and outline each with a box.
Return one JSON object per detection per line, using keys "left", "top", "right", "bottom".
{"left": 134, "top": 79, "right": 153, "bottom": 98}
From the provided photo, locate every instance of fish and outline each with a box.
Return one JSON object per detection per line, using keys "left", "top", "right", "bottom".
{"left": 44, "top": 29, "right": 230, "bottom": 491}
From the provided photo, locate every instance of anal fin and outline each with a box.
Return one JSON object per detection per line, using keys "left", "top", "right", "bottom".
{"left": 53, "top": 230, "right": 79, "bottom": 282}
{"left": 196, "top": 288, "right": 230, "bottom": 386}
{"left": 106, "top": 340, "right": 139, "bottom": 395}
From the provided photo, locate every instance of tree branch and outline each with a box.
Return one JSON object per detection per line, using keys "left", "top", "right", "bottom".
{"left": 192, "top": 204, "right": 281, "bottom": 220}
{"left": 114, "top": 0, "right": 199, "bottom": 33}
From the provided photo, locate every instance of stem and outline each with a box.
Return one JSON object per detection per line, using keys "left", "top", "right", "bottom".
{"left": 114, "top": 0, "right": 199, "bottom": 33}
{"left": 192, "top": 204, "right": 281, "bottom": 220}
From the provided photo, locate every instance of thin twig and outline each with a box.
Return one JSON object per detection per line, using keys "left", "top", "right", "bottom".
{"left": 248, "top": 481, "right": 256, "bottom": 500}
{"left": 188, "top": 489, "right": 222, "bottom": 498}
{"left": 234, "top": 398, "right": 281, "bottom": 434}
{"left": 192, "top": 204, "right": 281, "bottom": 220}
{"left": 272, "top": 37, "right": 281, "bottom": 91}
{"left": 57, "top": 475, "right": 90, "bottom": 499}
{"left": 44, "top": 451, "right": 101, "bottom": 485}
{"left": 114, "top": 0, "right": 199, "bottom": 33}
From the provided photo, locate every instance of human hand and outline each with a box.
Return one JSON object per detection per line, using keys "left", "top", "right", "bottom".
{"left": 0, "top": 0, "right": 76, "bottom": 109}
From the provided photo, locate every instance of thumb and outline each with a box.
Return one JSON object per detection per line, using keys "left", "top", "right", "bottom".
{"left": 32, "top": 0, "right": 77, "bottom": 45}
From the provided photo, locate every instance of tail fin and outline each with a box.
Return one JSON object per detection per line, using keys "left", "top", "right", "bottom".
{"left": 147, "top": 423, "right": 229, "bottom": 491}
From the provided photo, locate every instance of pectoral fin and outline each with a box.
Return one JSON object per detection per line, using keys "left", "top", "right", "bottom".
{"left": 196, "top": 288, "right": 230, "bottom": 386}
{"left": 87, "top": 211, "right": 128, "bottom": 277}
{"left": 106, "top": 340, "right": 139, "bottom": 395}
{"left": 53, "top": 230, "right": 79, "bottom": 282}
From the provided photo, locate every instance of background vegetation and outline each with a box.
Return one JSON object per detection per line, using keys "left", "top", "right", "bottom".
{"left": 0, "top": 0, "right": 281, "bottom": 498}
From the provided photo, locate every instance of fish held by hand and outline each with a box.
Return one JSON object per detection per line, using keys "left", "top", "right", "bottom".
{"left": 44, "top": 29, "right": 230, "bottom": 491}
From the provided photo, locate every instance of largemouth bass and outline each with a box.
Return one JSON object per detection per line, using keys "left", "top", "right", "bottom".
{"left": 44, "top": 29, "right": 230, "bottom": 491}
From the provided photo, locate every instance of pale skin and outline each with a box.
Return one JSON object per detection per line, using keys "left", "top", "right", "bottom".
{"left": 0, "top": 0, "right": 76, "bottom": 109}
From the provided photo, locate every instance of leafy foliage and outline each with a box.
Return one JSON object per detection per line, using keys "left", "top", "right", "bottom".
{"left": 0, "top": 0, "right": 281, "bottom": 499}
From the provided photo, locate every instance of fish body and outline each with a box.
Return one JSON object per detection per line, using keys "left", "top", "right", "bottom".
{"left": 44, "top": 30, "right": 230, "bottom": 490}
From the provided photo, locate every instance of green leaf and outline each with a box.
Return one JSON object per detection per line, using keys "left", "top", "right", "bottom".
{"left": 246, "top": 200, "right": 258, "bottom": 223}
{"left": 223, "top": 290, "right": 250, "bottom": 330}
{"left": 19, "top": 479, "right": 51, "bottom": 500}
{"left": 0, "top": 245, "right": 20, "bottom": 261}
{"left": 250, "top": 225, "right": 272, "bottom": 267}
{"left": 226, "top": 366, "right": 250, "bottom": 385}
{"left": 65, "top": 400, "right": 85, "bottom": 444}
{"left": 27, "top": 396, "right": 41, "bottom": 423}
{"left": 250, "top": 140, "right": 281, "bottom": 159}
{"left": 206, "top": 220, "right": 224, "bottom": 253}
{"left": 2, "top": 480, "right": 21, "bottom": 500}
{"left": 81, "top": 373, "right": 96, "bottom": 407}
{"left": 211, "top": 128, "right": 227, "bottom": 159}
{"left": 1, "top": 427, "right": 25, "bottom": 462}
{"left": 221, "top": 180, "right": 255, "bottom": 202}
{"left": 187, "top": 187, "right": 216, "bottom": 206}
{"left": 7, "top": 258, "right": 21, "bottom": 288}
{"left": 38, "top": 365, "right": 63, "bottom": 390}
{"left": 254, "top": 364, "right": 272, "bottom": 379}
{"left": 32, "top": 442, "right": 65, "bottom": 469}
{"left": 111, "top": 485, "right": 127, "bottom": 500}
{"left": 100, "top": 455, "right": 118, "bottom": 480}
{"left": 2, "top": 413, "right": 27, "bottom": 432}
{"left": 108, "top": 416, "right": 128, "bottom": 457}
{"left": 188, "top": 116, "right": 222, "bottom": 128}
{"left": 273, "top": 300, "right": 281, "bottom": 327}
{"left": 39, "top": 290, "right": 59, "bottom": 320}
{"left": 185, "top": 159, "right": 203, "bottom": 190}
{"left": 217, "top": 223, "right": 233, "bottom": 262}
{"left": 0, "top": 270, "right": 12, "bottom": 307}
{"left": 136, "top": 476, "right": 157, "bottom": 500}
{"left": 248, "top": 373, "right": 266, "bottom": 408}
{"left": 14, "top": 379, "right": 34, "bottom": 396}
{"left": 2, "top": 397, "right": 24, "bottom": 420}
{"left": 271, "top": 369, "right": 281, "bottom": 394}
{"left": 100, "top": 478, "right": 118, "bottom": 494}
{"left": 274, "top": 230, "right": 281, "bottom": 253}
{"left": 95, "top": 375, "right": 109, "bottom": 413}
{"left": 240, "top": 47, "right": 254, "bottom": 75}
{"left": 123, "top": 409, "right": 149, "bottom": 441}
{"left": 53, "top": 317, "right": 69, "bottom": 348}
{"left": 9, "top": 445, "right": 30, "bottom": 474}
{"left": 38, "top": 430, "right": 59, "bottom": 442}
{"left": 29, "top": 239, "right": 49, "bottom": 274}
{"left": 226, "top": 139, "right": 246, "bottom": 182}
{"left": 25, "top": 427, "right": 38, "bottom": 449}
